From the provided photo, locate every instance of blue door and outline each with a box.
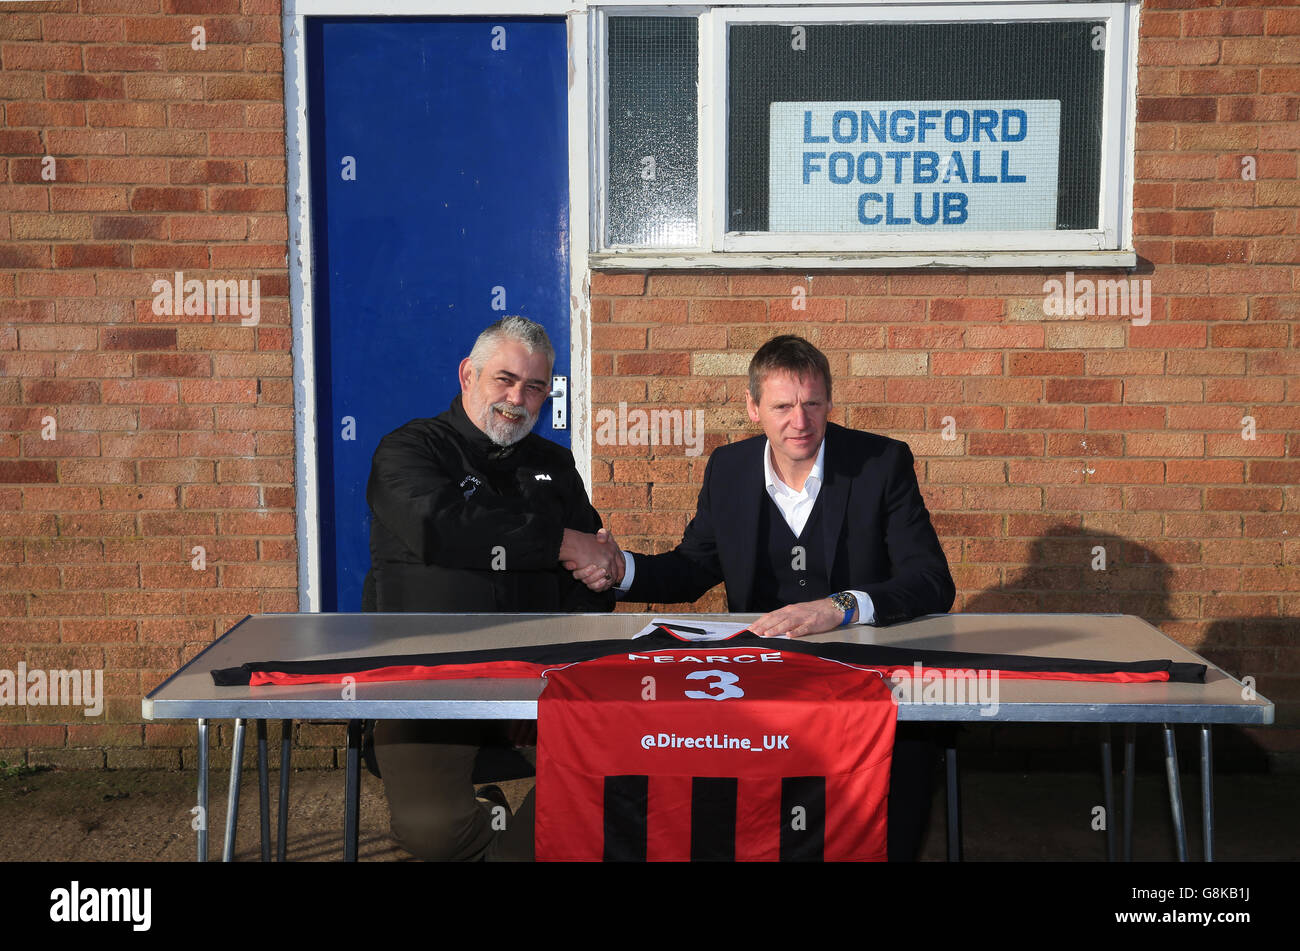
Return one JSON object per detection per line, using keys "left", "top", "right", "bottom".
{"left": 306, "top": 17, "right": 571, "bottom": 610}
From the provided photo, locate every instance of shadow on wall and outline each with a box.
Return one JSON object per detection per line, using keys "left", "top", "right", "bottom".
{"left": 963, "top": 523, "right": 1280, "bottom": 769}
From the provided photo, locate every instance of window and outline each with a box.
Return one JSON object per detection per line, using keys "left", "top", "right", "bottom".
{"left": 591, "top": 3, "right": 1137, "bottom": 268}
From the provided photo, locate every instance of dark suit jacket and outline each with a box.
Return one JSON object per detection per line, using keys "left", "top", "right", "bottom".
{"left": 623, "top": 423, "right": 955, "bottom": 626}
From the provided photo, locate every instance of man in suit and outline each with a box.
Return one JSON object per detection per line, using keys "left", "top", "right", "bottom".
{"left": 570, "top": 334, "right": 955, "bottom": 858}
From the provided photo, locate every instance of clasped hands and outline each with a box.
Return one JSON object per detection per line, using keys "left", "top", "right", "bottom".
{"left": 559, "top": 528, "right": 625, "bottom": 592}
{"left": 559, "top": 527, "right": 847, "bottom": 638}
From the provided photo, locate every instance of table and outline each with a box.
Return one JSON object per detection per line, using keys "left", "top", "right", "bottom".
{"left": 142, "top": 611, "right": 1274, "bottom": 862}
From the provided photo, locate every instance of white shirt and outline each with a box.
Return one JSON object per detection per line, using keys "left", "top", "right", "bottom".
{"left": 617, "top": 438, "right": 876, "bottom": 625}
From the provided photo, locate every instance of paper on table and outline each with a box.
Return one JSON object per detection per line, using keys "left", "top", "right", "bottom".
{"left": 632, "top": 617, "right": 758, "bottom": 641}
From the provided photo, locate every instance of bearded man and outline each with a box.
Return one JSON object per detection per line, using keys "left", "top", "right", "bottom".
{"left": 363, "top": 316, "right": 618, "bottom": 861}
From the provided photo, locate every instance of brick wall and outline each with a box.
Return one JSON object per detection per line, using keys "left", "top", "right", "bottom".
{"left": 0, "top": 1, "right": 1295, "bottom": 769}
{"left": 0, "top": 0, "right": 299, "bottom": 768}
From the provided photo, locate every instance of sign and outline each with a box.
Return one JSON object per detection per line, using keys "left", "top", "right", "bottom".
{"left": 768, "top": 100, "right": 1061, "bottom": 232}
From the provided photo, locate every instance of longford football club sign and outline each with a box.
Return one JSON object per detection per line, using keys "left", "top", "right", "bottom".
{"left": 768, "top": 100, "right": 1061, "bottom": 232}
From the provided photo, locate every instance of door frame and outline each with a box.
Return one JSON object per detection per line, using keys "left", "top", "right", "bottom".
{"left": 282, "top": 2, "right": 595, "bottom": 610}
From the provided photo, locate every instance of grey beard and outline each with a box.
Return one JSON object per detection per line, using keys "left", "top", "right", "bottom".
{"left": 479, "top": 400, "right": 537, "bottom": 447}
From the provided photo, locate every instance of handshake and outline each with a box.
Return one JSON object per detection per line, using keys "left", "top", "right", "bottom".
{"left": 559, "top": 528, "right": 624, "bottom": 593}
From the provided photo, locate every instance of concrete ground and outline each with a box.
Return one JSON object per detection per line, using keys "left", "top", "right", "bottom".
{"left": 1, "top": 762, "right": 1295, "bottom": 861}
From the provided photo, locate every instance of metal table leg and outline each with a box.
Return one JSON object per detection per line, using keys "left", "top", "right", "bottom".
{"left": 223, "top": 718, "right": 246, "bottom": 862}
{"left": 1123, "top": 724, "right": 1135, "bottom": 862}
{"left": 197, "top": 718, "right": 209, "bottom": 863}
{"left": 1200, "top": 725, "right": 1214, "bottom": 863}
{"left": 344, "top": 719, "right": 361, "bottom": 862}
{"left": 945, "top": 743, "right": 962, "bottom": 862}
{"left": 277, "top": 719, "right": 292, "bottom": 862}
{"left": 1162, "top": 723, "right": 1189, "bottom": 861}
{"left": 1100, "top": 725, "right": 1115, "bottom": 861}
{"left": 257, "top": 719, "right": 271, "bottom": 862}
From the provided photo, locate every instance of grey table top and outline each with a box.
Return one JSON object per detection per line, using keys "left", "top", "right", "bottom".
{"left": 142, "top": 612, "right": 1273, "bottom": 725}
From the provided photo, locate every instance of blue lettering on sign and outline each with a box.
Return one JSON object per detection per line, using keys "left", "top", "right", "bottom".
{"left": 943, "top": 192, "right": 968, "bottom": 224}
{"left": 802, "top": 152, "right": 825, "bottom": 183}
{"left": 917, "top": 109, "right": 941, "bottom": 142}
{"left": 832, "top": 110, "right": 858, "bottom": 143}
{"left": 803, "top": 111, "right": 828, "bottom": 143}
{"left": 857, "top": 192, "right": 970, "bottom": 226}
{"left": 915, "top": 192, "right": 940, "bottom": 226}
{"left": 802, "top": 108, "right": 1033, "bottom": 145}
{"left": 942, "top": 152, "right": 968, "bottom": 183}
{"left": 944, "top": 111, "right": 970, "bottom": 143}
{"left": 1002, "top": 109, "right": 1027, "bottom": 142}
{"left": 914, "top": 151, "right": 939, "bottom": 184}
{"left": 972, "top": 109, "right": 999, "bottom": 141}
{"left": 857, "top": 151, "right": 882, "bottom": 184}
{"left": 861, "top": 111, "right": 887, "bottom": 143}
{"left": 790, "top": 106, "right": 1042, "bottom": 229}
{"left": 885, "top": 151, "right": 909, "bottom": 184}
{"left": 857, "top": 192, "right": 884, "bottom": 225}
{"left": 1001, "top": 150, "right": 1026, "bottom": 182}
{"left": 888, "top": 110, "right": 916, "bottom": 143}
{"left": 885, "top": 193, "right": 910, "bottom": 225}
{"left": 828, "top": 151, "right": 855, "bottom": 184}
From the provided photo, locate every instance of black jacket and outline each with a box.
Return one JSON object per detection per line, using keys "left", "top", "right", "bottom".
{"left": 623, "top": 423, "right": 955, "bottom": 626}
{"left": 362, "top": 396, "right": 615, "bottom": 614}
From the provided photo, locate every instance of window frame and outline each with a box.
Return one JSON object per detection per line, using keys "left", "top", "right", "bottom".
{"left": 589, "top": 0, "right": 1140, "bottom": 269}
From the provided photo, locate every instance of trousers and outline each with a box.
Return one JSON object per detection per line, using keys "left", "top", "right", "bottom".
{"left": 372, "top": 719, "right": 536, "bottom": 862}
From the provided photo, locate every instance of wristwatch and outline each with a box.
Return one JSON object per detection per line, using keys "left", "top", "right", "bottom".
{"left": 828, "top": 591, "right": 857, "bottom": 627}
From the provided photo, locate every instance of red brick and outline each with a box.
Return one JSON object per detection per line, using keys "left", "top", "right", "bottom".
{"left": 131, "top": 244, "right": 209, "bottom": 269}
{"left": 83, "top": 44, "right": 164, "bottom": 71}
{"left": 47, "top": 74, "right": 125, "bottom": 101}
{"left": 1138, "top": 97, "right": 1217, "bottom": 121}
{"left": 136, "top": 353, "right": 210, "bottom": 378}
{"left": 168, "top": 159, "right": 246, "bottom": 185}
{"left": 1048, "top": 432, "right": 1124, "bottom": 457}
{"left": 1086, "top": 461, "right": 1166, "bottom": 484}
{"left": 1134, "top": 211, "right": 1214, "bottom": 236}
{"left": 130, "top": 187, "right": 204, "bottom": 212}
{"left": 1208, "top": 488, "right": 1283, "bottom": 512}
{"left": 689, "top": 300, "right": 764, "bottom": 324}
{"left": 846, "top": 298, "right": 927, "bottom": 323}
{"left": 1252, "top": 461, "right": 1300, "bottom": 484}
{"left": 591, "top": 272, "right": 646, "bottom": 297}
{"left": 1173, "top": 239, "right": 1252, "bottom": 264}
{"left": 1009, "top": 352, "right": 1083, "bottom": 376}
{"left": 208, "top": 132, "right": 282, "bottom": 157}
{"left": 967, "top": 433, "right": 1044, "bottom": 457}
{"left": 5, "top": 102, "right": 87, "bottom": 128}
{"left": 0, "top": 244, "right": 51, "bottom": 268}
{"left": 1167, "top": 460, "right": 1244, "bottom": 484}
{"left": 52, "top": 244, "right": 132, "bottom": 269}
{"left": 929, "top": 298, "right": 1004, "bottom": 322}
{"left": 1129, "top": 323, "right": 1207, "bottom": 348}
{"left": 92, "top": 215, "right": 166, "bottom": 240}
{"left": 0, "top": 461, "right": 57, "bottom": 484}
{"left": 1177, "top": 69, "right": 1259, "bottom": 95}
{"left": 1046, "top": 379, "right": 1121, "bottom": 403}
{"left": 1184, "top": 10, "right": 1264, "bottom": 36}
{"left": 931, "top": 352, "right": 1002, "bottom": 375}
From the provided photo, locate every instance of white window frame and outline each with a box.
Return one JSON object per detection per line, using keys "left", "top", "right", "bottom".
{"left": 588, "top": 0, "right": 1139, "bottom": 269}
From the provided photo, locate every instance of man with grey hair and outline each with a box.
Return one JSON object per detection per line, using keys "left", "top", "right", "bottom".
{"left": 363, "top": 316, "right": 619, "bottom": 861}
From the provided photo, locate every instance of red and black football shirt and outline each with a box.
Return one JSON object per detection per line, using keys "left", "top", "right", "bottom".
{"left": 535, "top": 646, "right": 896, "bottom": 862}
